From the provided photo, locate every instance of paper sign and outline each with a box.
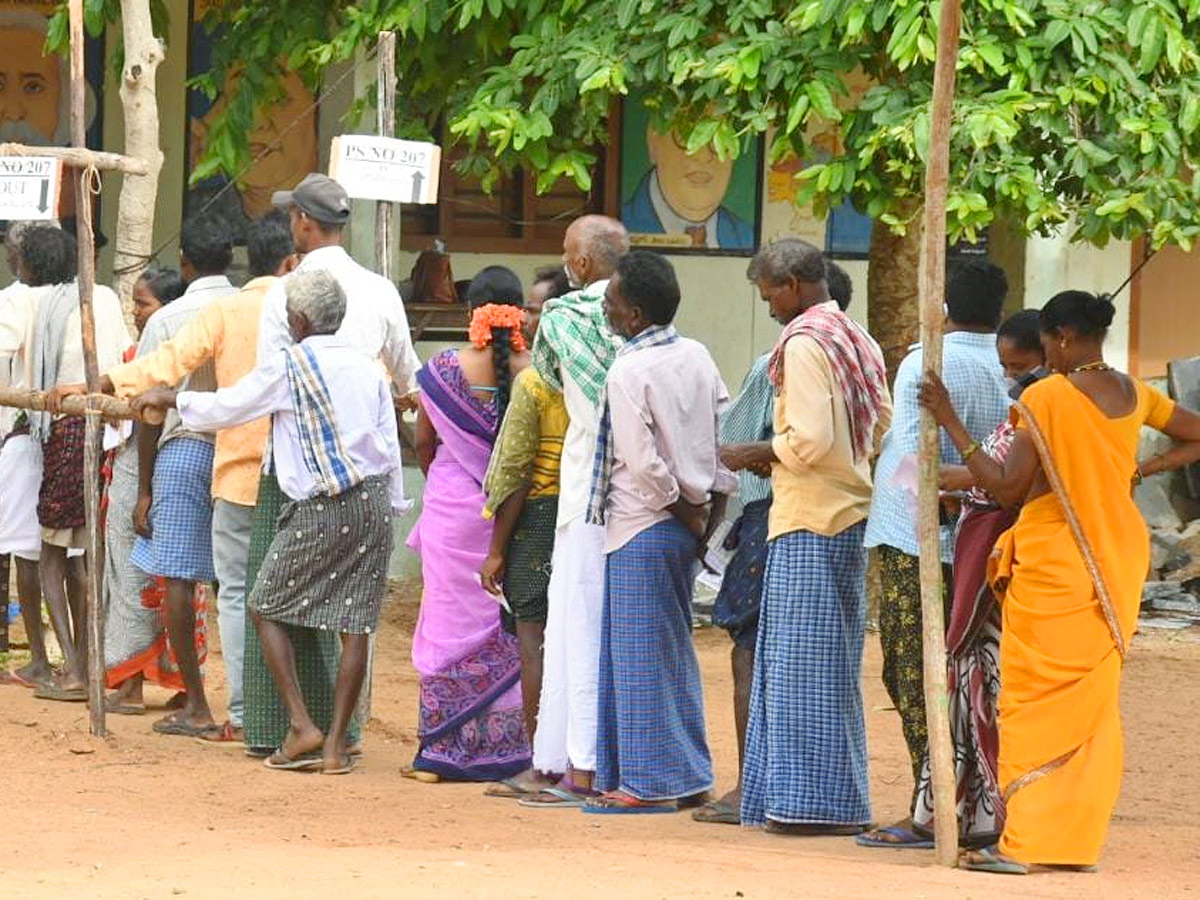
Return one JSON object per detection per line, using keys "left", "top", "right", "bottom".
{"left": 0, "top": 157, "right": 63, "bottom": 221}
{"left": 329, "top": 135, "right": 441, "bottom": 205}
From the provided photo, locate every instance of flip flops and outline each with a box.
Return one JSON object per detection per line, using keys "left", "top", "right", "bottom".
{"left": 194, "top": 721, "right": 244, "bottom": 746}
{"left": 152, "top": 716, "right": 216, "bottom": 737}
{"left": 961, "top": 846, "right": 1029, "bottom": 875}
{"left": 485, "top": 776, "right": 544, "bottom": 799}
{"left": 321, "top": 756, "right": 359, "bottom": 776}
{"left": 582, "top": 791, "right": 678, "bottom": 815}
{"left": 34, "top": 682, "right": 87, "bottom": 702}
{"left": 856, "top": 825, "right": 936, "bottom": 849}
{"left": 765, "top": 821, "right": 868, "bottom": 836}
{"left": 263, "top": 748, "right": 323, "bottom": 771}
{"left": 518, "top": 786, "right": 592, "bottom": 809}
{"left": 691, "top": 799, "right": 740, "bottom": 825}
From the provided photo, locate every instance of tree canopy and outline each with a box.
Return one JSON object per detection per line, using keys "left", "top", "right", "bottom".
{"left": 66, "top": 0, "right": 1200, "bottom": 252}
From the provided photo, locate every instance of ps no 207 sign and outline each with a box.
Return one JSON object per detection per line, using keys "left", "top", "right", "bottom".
{"left": 0, "top": 157, "right": 63, "bottom": 221}
{"left": 329, "top": 136, "right": 441, "bottom": 205}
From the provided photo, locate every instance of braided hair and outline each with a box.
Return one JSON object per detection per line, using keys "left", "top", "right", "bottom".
{"left": 466, "top": 265, "right": 524, "bottom": 421}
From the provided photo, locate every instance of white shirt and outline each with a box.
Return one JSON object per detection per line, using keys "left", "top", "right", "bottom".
{"left": 138, "top": 274, "right": 237, "bottom": 447}
{"left": 0, "top": 280, "right": 131, "bottom": 396}
{"left": 256, "top": 245, "right": 421, "bottom": 396}
{"left": 604, "top": 336, "right": 736, "bottom": 552}
{"left": 557, "top": 372, "right": 603, "bottom": 529}
{"left": 177, "top": 335, "right": 408, "bottom": 512}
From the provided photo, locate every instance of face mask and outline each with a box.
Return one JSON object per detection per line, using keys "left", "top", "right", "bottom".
{"left": 1007, "top": 366, "right": 1048, "bottom": 400}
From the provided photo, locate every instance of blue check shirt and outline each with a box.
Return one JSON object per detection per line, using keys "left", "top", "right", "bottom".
{"left": 720, "top": 354, "right": 774, "bottom": 506}
{"left": 864, "top": 332, "right": 1010, "bottom": 561}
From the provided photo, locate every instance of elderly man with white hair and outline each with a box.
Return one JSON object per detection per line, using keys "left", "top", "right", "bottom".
{"left": 132, "top": 270, "right": 407, "bottom": 775}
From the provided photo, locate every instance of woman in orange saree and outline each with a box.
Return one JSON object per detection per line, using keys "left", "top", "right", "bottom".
{"left": 920, "top": 291, "right": 1200, "bottom": 874}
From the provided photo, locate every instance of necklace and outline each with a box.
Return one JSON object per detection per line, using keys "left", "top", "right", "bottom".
{"left": 1069, "top": 360, "right": 1112, "bottom": 373}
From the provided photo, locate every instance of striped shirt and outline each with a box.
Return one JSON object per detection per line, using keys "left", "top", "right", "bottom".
{"left": 720, "top": 353, "right": 774, "bottom": 507}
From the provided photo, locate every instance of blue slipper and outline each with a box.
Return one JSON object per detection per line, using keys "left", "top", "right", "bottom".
{"left": 582, "top": 792, "right": 678, "bottom": 815}
{"left": 856, "top": 825, "right": 936, "bottom": 849}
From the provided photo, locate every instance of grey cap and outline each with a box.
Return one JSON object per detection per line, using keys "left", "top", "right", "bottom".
{"left": 271, "top": 173, "right": 351, "bottom": 225}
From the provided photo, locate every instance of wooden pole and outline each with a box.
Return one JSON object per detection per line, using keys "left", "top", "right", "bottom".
{"left": 918, "top": 0, "right": 963, "bottom": 869}
{"left": 0, "top": 389, "right": 163, "bottom": 424}
{"left": 354, "top": 30, "right": 400, "bottom": 730}
{"left": 68, "top": 0, "right": 106, "bottom": 737}
{"left": 374, "top": 31, "right": 398, "bottom": 280}
{"left": 0, "top": 144, "right": 149, "bottom": 175}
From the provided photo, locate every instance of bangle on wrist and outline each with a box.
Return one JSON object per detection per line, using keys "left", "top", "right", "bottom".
{"left": 960, "top": 440, "right": 981, "bottom": 462}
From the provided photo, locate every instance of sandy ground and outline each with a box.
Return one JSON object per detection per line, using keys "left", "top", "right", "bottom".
{"left": 2, "top": 589, "right": 1198, "bottom": 900}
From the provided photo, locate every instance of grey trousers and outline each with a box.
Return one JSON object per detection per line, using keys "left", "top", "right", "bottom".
{"left": 212, "top": 499, "right": 254, "bottom": 727}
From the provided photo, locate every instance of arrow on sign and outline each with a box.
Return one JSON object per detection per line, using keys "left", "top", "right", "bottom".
{"left": 38, "top": 179, "right": 49, "bottom": 213}
{"left": 410, "top": 170, "right": 425, "bottom": 203}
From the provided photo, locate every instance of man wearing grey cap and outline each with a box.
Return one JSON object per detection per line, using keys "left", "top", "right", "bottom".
{"left": 239, "top": 172, "right": 421, "bottom": 759}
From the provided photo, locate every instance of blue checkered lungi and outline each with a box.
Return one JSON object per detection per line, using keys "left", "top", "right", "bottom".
{"left": 740, "top": 522, "right": 872, "bottom": 826}
{"left": 595, "top": 518, "right": 713, "bottom": 801}
{"left": 131, "top": 437, "right": 216, "bottom": 582}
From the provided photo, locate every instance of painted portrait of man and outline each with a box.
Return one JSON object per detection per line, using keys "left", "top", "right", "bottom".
{"left": 187, "top": 2, "right": 318, "bottom": 242}
{"left": 619, "top": 96, "right": 760, "bottom": 253}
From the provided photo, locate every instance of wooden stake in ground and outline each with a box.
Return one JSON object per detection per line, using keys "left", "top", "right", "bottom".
{"left": 917, "top": 0, "right": 963, "bottom": 869}
{"left": 68, "top": 0, "right": 107, "bottom": 737}
{"left": 355, "top": 29, "right": 400, "bottom": 728}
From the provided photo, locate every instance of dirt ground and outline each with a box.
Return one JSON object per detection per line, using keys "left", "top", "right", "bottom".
{"left": 2, "top": 588, "right": 1198, "bottom": 900}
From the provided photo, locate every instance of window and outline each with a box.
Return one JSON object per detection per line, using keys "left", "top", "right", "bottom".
{"left": 401, "top": 144, "right": 613, "bottom": 255}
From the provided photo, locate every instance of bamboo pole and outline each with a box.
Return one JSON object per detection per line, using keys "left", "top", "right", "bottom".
{"left": 918, "top": 0, "right": 963, "bottom": 869}
{"left": 0, "top": 144, "right": 149, "bottom": 175}
{"left": 0, "top": 389, "right": 164, "bottom": 425}
{"left": 68, "top": 0, "right": 107, "bottom": 737}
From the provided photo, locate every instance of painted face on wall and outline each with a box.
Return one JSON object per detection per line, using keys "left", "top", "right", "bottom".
{"left": 0, "top": 26, "right": 64, "bottom": 144}
{"left": 192, "top": 71, "right": 319, "bottom": 218}
{"left": 646, "top": 125, "right": 734, "bottom": 224}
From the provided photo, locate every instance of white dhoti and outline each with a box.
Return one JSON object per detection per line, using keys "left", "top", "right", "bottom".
{"left": 533, "top": 517, "right": 606, "bottom": 774}
{"left": 0, "top": 434, "right": 43, "bottom": 561}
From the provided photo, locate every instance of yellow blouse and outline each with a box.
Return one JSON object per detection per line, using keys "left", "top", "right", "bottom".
{"left": 483, "top": 366, "right": 568, "bottom": 517}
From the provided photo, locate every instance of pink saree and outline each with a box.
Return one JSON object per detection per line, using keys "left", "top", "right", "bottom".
{"left": 407, "top": 350, "right": 531, "bottom": 780}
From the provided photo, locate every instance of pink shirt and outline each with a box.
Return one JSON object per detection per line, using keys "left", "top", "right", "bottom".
{"left": 603, "top": 336, "right": 737, "bottom": 553}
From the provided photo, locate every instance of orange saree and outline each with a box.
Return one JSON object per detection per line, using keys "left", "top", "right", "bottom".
{"left": 988, "top": 374, "right": 1174, "bottom": 866}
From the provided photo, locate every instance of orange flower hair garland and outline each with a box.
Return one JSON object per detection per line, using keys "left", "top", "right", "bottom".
{"left": 469, "top": 304, "right": 528, "bottom": 352}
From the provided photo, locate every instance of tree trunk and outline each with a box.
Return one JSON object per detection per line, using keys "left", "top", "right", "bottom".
{"left": 867, "top": 218, "right": 922, "bottom": 383}
{"left": 113, "top": 0, "right": 165, "bottom": 320}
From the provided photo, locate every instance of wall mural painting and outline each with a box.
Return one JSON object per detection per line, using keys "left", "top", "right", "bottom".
{"left": 186, "top": 0, "right": 319, "bottom": 242}
{"left": 620, "top": 96, "right": 761, "bottom": 254}
{"left": 0, "top": 0, "right": 104, "bottom": 232}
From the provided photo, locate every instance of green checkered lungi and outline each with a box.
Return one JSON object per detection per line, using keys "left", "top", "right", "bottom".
{"left": 243, "top": 472, "right": 360, "bottom": 753}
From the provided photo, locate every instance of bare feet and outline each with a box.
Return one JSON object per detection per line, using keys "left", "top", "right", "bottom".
{"left": 282, "top": 724, "right": 325, "bottom": 762}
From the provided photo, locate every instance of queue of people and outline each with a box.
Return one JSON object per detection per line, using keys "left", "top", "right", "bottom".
{"left": 2, "top": 175, "right": 1200, "bottom": 877}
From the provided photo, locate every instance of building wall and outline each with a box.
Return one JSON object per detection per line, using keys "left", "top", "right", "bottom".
{"left": 1023, "top": 229, "right": 1133, "bottom": 372}
{"left": 1129, "top": 243, "right": 1200, "bottom": 378}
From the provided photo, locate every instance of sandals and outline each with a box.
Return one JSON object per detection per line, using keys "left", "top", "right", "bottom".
{"left": 194, "top": 721, "right": 244, "bottom": 746}
{"left": 961, "top": 846, "right": 1029, "bottom": 875}
{"left": 485, "top": 776, "right": 547, "bottom": 799}
{"left": 765, "top": 821, "right": 868, "bottom": 836}
{"left": 263, "top": 748, "right": 323, "bottom": 771}
{"left": 321, "top": 756, "right": 359, "bottom": 776}
{"left": 33, "top": 682, "right": 87, "bottom": 703}
{"left": 152, "top": 715, "right": 217, "bottom": 737}
{"left": 691, "top": 799, "right": 740, "bottom": 825}
{"left": 518, "top": 786, "right": 593, "bottom": 809}
{"left": 582, "top": 790, "right": 678, "bottom": 815}
{"left": 856, "top": 824, "right": 936, "bottom": 849}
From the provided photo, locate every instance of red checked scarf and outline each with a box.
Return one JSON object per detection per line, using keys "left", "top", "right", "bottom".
{"left": 767, "top": 303, "right": 887, "bottom": 461}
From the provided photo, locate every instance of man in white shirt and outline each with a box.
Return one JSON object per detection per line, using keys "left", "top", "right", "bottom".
{"left": 134, "top": 270, "right": 406, "bottom": 774}
{"left": 582, "top": 250, "right": 734, "bottom": 813}
{"left": 129, "top": 214, "right": 235, "bottom": 733}
{"left": 519, "top": 215, "right": 628, "bottom": 806}
{"left": 232, "top": 172, "right": 420, "bottom": 759}
{"left": 0, "top": 226, "right": 131, "bottom": 698}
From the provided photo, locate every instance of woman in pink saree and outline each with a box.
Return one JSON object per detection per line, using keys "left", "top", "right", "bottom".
{"left": 407, "top": 267, "right": 533, "bottom": 781}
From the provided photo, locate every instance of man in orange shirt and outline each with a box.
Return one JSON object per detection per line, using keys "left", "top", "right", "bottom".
{"left": 54, "top": 212, "right": 297, "bottom": 741}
